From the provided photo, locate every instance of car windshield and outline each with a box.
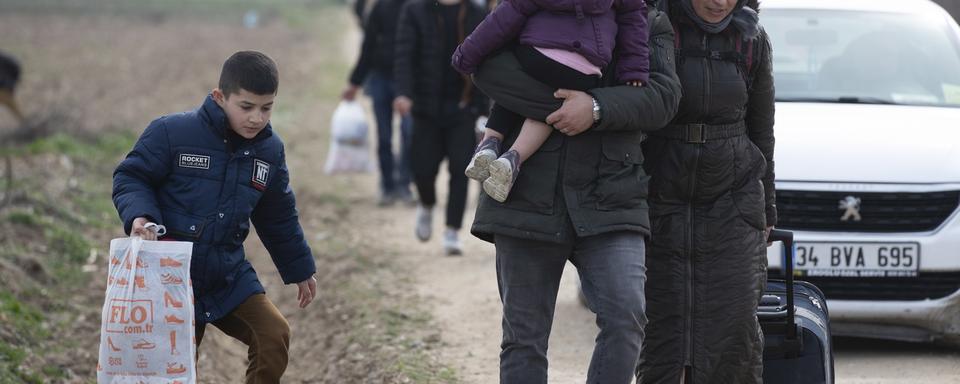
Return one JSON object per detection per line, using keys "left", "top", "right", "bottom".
{"left": 765, "top": 9, "right": 960, "bottom": 108}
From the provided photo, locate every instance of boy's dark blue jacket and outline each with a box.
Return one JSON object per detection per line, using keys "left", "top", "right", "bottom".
{"left": 112, "top": 94, "right": 316, "bottom": 325}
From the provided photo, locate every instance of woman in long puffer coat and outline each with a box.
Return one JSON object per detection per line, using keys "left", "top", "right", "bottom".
{"left": 636, "top": 0, "right": 775, "bottom": 383}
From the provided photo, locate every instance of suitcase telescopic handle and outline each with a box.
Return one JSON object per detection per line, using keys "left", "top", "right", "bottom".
{"left": 768, "top": 229, "right": 798, "bottom": 340}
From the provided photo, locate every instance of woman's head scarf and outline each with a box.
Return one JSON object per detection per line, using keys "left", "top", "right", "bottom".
{"left": 679, "top": 0, "right": 760, "bottom": 39}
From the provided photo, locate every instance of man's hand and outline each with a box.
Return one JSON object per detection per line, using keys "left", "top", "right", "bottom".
{"left": 393, "top": 96, "right": 413, "bottom": 116}
{"left": 546, "top": 89, "right": 595, "bottom": 136}
{"left": 296, "top": 275, "right": 318, "bottom": 309}
{"left": 131, "top": 217, "right": 158, "bottom": 241}
{"left": 765, "top": 226, "right": 774, "bottom": 247}
{"left": 341, "top": 84, "right": 361, "bottom": 101}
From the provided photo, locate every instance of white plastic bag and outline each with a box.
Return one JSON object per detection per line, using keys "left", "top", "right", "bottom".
{"left": 97, "top": 236, "right": 196, "bottom": 384}
{"left": 324, "top": 100, "right": 373, "bottom": 174}
{"left": 330, "top": 100, "right": 369, "bottom": 145}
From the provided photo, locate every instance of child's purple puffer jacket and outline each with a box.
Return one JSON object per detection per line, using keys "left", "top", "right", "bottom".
{"left": 451, "top": 0, "right": 649, "bottom": 83}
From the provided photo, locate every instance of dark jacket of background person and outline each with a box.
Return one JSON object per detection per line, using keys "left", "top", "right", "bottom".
{"left": 349, "top": 0, "right": 408, "bottom": 86}
{"left": 635, "top": 0, "right": 775, "bottom": 382}
{"left": 451, "top": 0, "right": 650, "bottom": 82}
{"left": 113, "top": 95, "right": 316, "bottom": 325}
{"left": 394, "top": 0, "right": 490, "bottom": 117}
{"left": 470, "top": 4, "right": 681, "bottom": 244}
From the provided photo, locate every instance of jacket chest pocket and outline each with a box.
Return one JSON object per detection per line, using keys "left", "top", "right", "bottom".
{"left": 589, "top": 134, "right": 648, "bottom": 211}
{"left": 163, "top": 210, "right": 209, "bottom": 241}
{"left": 499, "top": 134, "right": 563, "bottom": 214}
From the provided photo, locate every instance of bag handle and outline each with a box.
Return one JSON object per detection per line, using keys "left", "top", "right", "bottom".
{"left": 121, "top": 235, "right": 145, "bottom": 296}
{"left": 768, "top": 229, "right": 797, "bottom": 340}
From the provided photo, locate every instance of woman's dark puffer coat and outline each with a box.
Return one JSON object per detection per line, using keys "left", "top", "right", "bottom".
{"left": 636, "top": 0, "right": 776, "bottom": 383}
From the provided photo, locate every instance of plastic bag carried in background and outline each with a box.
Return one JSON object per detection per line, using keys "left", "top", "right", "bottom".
{"left": 97, "top": 236, "right": 195, "bottom": 384}
{"left": 324, "top": 100, "right": 373, "bottom": 174}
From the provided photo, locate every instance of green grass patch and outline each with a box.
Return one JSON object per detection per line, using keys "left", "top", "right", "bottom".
{"left": 0, "top": 293, "right": 48, "bottom": 341}
{"left": 0, "top": 340, "right": 45, "bottom": 384}
{"left": 6, "top": 211, "right": 40, "bottom": 227}
{"left": 7, "top": 132, "right": 135, "bottom": 160}
{"left": 46, "top": 225, "right": 91, "bottom": 265}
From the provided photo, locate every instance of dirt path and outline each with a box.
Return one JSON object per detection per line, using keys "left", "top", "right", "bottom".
{"left": 407, "top": 191, "right": 597, "bottom": 383}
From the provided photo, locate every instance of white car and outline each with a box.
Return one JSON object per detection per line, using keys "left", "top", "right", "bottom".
{"left": 764, "top": 0, "right": 960, "bottom": 344}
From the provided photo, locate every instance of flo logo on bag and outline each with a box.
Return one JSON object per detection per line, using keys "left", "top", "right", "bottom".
{"left": 106, "top": 299, "right": 155, "bottom": 334}
{"left": 179, "top": 153, "right": 210, "bottom": 170}
{"left": 252, "top": 159, "right": 270, "bottom": 191}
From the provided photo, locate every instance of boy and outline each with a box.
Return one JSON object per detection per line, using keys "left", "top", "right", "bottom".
{"left": 112, "top": 50, "right": 317, "bottom": 383}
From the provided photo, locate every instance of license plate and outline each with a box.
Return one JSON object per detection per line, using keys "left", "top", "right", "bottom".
{"left": 793, "top": 242, "right": 921, "bottom": 277}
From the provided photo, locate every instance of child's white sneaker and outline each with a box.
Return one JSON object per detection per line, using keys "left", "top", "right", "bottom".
{"left": 464, "top": 136, "right": 501, "bottom": 181}
{"left": 483, "top": 149, "right": 520, "bottom": 203}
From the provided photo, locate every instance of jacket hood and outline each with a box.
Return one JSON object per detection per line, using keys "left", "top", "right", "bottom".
{"left": 731, "top": 0, "right": 760, "bottom": 39}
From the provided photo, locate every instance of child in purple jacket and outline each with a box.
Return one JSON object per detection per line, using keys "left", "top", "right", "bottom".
{"left": 452, "top": 0, "right": 649, "bottom": 202}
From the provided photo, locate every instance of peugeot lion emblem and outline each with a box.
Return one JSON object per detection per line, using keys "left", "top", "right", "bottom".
{"left": 839, "top": 196, "right": 862, "bottom": 222}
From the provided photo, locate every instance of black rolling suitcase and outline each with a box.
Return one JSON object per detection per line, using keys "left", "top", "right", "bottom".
{"left": 759, "top": 229, "right": 835, "bottom": 384}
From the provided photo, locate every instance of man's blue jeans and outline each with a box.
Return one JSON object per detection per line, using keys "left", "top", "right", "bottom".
{"left": 494, "top": 231, "right": 647, "bottom": 384}
{"left": 365, "top": 70, "right": 412, "bottom": 195}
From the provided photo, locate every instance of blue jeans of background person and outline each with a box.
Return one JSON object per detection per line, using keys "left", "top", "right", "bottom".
{"left": 365, "top": 70, "right": 413, "bottom": 195}
{"left": 494, "top": 231, "right": 647, "bottom": 384}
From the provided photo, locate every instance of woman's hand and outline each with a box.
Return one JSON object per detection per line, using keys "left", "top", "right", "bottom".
{"left": 545, "top": 89, "right": 595, "bottom": 136}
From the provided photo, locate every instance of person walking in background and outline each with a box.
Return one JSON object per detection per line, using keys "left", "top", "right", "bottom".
{"left": 636, "top": 0, "right": 776, "bottom": 382}
{"left": 393, "top": 0, "right": 489, "bottom": 255}
{"left": 113, "top": 51, "right": 317, "bottom": 383}
{"left": 0, "top": 50, "right": 23, "bottom": 122}
{"left": 451, "top": 0, "right": 650, "bottom": 203}
{"left": 467, "top": 2, "right": 681, "bottom": 381}
{"left": 343, "top": 0, "right": 416, "bottom": 206}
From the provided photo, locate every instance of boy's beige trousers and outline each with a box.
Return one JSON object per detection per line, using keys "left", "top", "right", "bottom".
{"left": 196, "top": 293, "right": 290, "bottom": 384}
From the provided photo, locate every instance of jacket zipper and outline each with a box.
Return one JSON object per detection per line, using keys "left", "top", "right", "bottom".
{"left": 683, "top": 145, "right": 701, "bottom": 373}
{"left": 701, "top": 33, "right": 710, "bottom": 117}
{"left": 683, "top": 30, "right": 710, "bottom": 376}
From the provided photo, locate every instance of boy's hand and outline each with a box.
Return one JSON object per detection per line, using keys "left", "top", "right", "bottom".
{"left": 296, "top": 275, "right": 317, "bottom": 308}
{"left": 131, "top": 217, "right": 158, "bottom": 241}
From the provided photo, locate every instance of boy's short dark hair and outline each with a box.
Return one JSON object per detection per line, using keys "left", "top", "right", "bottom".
{"left": 218, "top": 51, "right": 279, "bottom": 96}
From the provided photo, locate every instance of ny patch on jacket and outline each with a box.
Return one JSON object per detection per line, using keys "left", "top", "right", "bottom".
{"left": 252, "top": 159, "right": 270, "bottom": 191}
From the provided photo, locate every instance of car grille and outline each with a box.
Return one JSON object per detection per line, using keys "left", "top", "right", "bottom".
{"left": 776, "top": 190, "right": 960, "bottom": 232}
{"left": 768, "top": 271, "right": 960, "bottom": 301}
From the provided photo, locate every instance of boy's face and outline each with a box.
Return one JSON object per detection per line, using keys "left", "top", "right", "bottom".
{"left": 213, "top": 88, "right": 275, "bottom": 139}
